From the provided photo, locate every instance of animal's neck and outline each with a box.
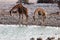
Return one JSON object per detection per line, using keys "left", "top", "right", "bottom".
{"left": 19, "top": 3, "right": 23, "bottom": 7}
{"left": 20, "top": 0, "right": 22, "bottom": 4}
{"left": 18, "top": 0, "right": 22, "bottom": 6}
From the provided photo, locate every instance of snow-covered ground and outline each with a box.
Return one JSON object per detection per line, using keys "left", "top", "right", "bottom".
{"left": 0, "top": 25, "right": 59, "bottom": 40}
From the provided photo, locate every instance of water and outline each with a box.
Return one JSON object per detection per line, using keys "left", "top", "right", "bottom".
{"left": 0, "top": 25, "right": 59, "bottom": 40}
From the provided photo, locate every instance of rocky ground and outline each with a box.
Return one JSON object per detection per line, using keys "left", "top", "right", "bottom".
{"left": 0, "top": 2, "right": 60, "bottom": 27}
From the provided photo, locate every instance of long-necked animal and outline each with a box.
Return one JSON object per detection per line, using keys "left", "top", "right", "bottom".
{"left": 33, "top": 7, "right": 47, "bottom": 25}
{"left": 9, "top": 0, "right": 28, "bottom": 21}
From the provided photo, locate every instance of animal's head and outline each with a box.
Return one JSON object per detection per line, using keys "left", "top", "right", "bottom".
{"left": 38, "top": 11, "right": 41, "bottom": 15}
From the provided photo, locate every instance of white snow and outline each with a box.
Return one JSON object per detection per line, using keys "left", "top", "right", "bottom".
{"left": 0, "top": 24, "right": 59, "bottom": 40}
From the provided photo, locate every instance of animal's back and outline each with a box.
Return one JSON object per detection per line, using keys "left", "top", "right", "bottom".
{"left": 35, "top": 7, "right": 47, "bottom": 16}
{"left": 23, "top": 7, "right": 28, "bottom": 14}
{"left": 17, "top": 4, "right": 24, "bottom": 13}
{"left": 18, "top": 7, "right": 23, "bottom": 13}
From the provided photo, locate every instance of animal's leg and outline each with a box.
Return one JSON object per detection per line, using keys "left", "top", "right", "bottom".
{"left": 33, "top": 12, "right": 36, "bottom": 21}
{"left": 26, "top": 15, "right": 28, "bottom": 22}
{"left": 19, "top": 13, "right": 20, "bottom": 21}
{"left": 22, "top": 14, "right": 23, "bottom": 20}
{"left": 33, "top": 9, "right": 37, "bottom": 21}
{"left": 38, "top": 15, "right": 40, "bottom": 19}
{"left": 18, "top": 13, "right": 21, "bottom": 25}
{"left": 25, "top": 14, "right": 28, "bottom": 22}
{"left": 33, "top": 16, "right": 35, "bottom": 21}
{"left": 9, "top": 11, "right": 12, "bottom": 16}
{"left": 21, "top": 13, "right": 24, "bottom": 24}
{"left": 41, "top": 16, "right": 46, "bottom": 25}
{"left": 41, "top": 17, "right": 44, "bottom": 25}
{"left": 38, "top": 12, "right": 42, "bottom": 19}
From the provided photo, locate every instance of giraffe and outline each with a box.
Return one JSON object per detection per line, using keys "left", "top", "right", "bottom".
{"left": 33, "top": 7, "right": 47, "bottom": 25}
{"left": 9, "top": 0, "right": 28, "bottom": 22}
